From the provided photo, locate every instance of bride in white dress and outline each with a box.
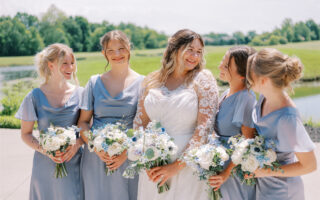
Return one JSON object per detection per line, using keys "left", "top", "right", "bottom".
{"left": 133, "top": 29, "right": 219, "bottom": 200}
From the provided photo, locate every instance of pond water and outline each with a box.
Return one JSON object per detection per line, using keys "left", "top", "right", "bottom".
{"left": 0, "top": 66, "right": 37, "bottom": 89}
{"left": 294, "top": 94, "right": 320, "bottom": 122}
{"left": 0, "top": 66, "right": 319, "bottom": 122}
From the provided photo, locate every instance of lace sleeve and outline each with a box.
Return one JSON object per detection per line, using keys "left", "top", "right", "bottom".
{"left": 186, "top": 69, "right": 219, "bottom": 149}
{"left": 133, "top": 88, "right": 151, "bottom": 129}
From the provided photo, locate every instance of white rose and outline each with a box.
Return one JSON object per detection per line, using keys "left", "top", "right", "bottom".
{"left": 265, "top": 149, "right": 277, "bottom": 165}
{"left": 216, "top": 146, "right": 229, "bottom": 161}
{"left": 196, "top": 149, "right": 213, "bottom": 170}
{"left": 107, "top": 143, "right": 123, "bottom": 156}
{"left": 143, "top": 135, "right": 154, "bottom": 146}
{"left": 238, "top": 140, "right": 249, "bottom": 149}
{"left": 241, "top": 155, "right": 259, "bottom": 173}
{"left": 68, "top": 134, "right": 77, "bottom": 145}
{"left": 57, "top": 133, "right": 67, "bottom": 145}
{"left": 127, "top": 143, "right": 143, "bottom": 161}
{"left": 45, "top": 137, "right": 62, "bottom": 151}
{"left": 93, "top": 136, "right": 105, "bottom": 152}
{"left": 231, "top": 149, "right": 244, "bottom": 165}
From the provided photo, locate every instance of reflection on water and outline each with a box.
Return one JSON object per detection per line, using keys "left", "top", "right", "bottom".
{"left": 294, "top": 94, "right": 320, "bottom": 122}
{"left": 0, "top": 66, "right": 37, "bottom": 82}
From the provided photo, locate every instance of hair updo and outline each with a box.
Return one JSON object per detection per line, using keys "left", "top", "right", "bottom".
{"left": 247, "top": 48, "right": 303, "bottom": 90}
{"left": 35, "top": 43, "right": 78, "bottom": 84}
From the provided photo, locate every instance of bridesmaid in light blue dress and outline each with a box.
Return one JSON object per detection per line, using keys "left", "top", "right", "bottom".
{"left": 247, "top": 48, "right": 316, "bottom": 200}
{"left": 15, "top": 43, "right": 84, "bottom": 200}
{"left": 208, "top": 46, "right": 257, "bottom": 200}
{"left": 78, "top": 30, "right": 142, "bottom": 200}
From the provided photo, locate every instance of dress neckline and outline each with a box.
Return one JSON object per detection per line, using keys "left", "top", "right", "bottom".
{"left": 37, "top": 87, "right": 78, "bottom": 109}
{"left": 258, "top": 96, "right": 296, "bottom": 119}
{"left": 98, "top": 75, "right": 142, "bottom": 99}
{"left": 220, "top": 88, "right": 247, "bottom": 103}
{"left": 161, "top": 83, "right": 186, "bottom": 91}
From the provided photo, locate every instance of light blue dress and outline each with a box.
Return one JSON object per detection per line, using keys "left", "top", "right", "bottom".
{"left": 15, "top": 87, "right": 84, "bottom": 200}
{"left": 80, "top": 74, "right": 143, "bottom": 200}
{"left": 214, "top": 89, "right": 256, "bottom": 200}
{"left": 253, "top": 95, "right": 316, "bottom": 200}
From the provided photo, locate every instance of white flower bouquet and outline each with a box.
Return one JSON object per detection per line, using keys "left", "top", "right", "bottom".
{"left": 228, "top": 134, "right": 282, "bottom": 185}
{"left": 84, "top": 122, "right": 132, "bottom": 175}
{"left": 182, "top": 137, "right": 229, "bottom": 200}
{"left": 123, "top": 121, "right": 178, "bottom": 193}
{"left": 39, "top": 125, "right": 78, "bottom": 178}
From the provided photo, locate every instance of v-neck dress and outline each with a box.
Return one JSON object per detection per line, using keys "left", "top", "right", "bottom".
{"left": 15, "top": 87, "right": 84, "bottom": 200}
{"left": 253, "top": 95, "right": 315, "bottom": 200}
{"left": 80, "top": 74, "right": 144, "bottom": 200}
{"left": 214, "top": 89, "right": 256, "bottom": 200}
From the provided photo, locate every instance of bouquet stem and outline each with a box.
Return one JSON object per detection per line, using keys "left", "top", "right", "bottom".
{"left": 105, "top": 167, "right": 115, "bottom": 176}
{"left": 157, "top": 182, "right": 170, "bottom": 193}
{"left": 243, "top": 177, "right": 256, "bottom": 186}
{"left": 55, "top": 163, "right": 68, "bottom": 178}
{"left": 209, "top": 188, "right": 222, "bottom": 200}
{"left": 153, "top": 159, "right": 170, "bottom": 194}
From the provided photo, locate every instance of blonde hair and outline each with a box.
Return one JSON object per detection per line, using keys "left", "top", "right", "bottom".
{"left": 143, "top": 29, "right": 205, "bottom": 94}
{"left": 35, "top": 43, "right": 78, "bottom": 84}
{"left": 100, "top": 30, "right": 131, "bottom": 68}
{"left": 247, "top": 48, "right": 303, "bottom": 91}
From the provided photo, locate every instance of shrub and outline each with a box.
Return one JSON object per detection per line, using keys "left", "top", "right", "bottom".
{"left": 0, "top": 116, "right": 21, "bottom": 128}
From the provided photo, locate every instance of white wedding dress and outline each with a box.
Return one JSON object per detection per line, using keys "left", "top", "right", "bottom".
{"left": 134, "top": 69, "right": 219, "bottom": 200}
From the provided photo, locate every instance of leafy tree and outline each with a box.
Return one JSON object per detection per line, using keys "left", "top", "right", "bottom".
{"left": 306, "top": 19, "right": 320, "bottom": 40}
{"left": 245, "top": 31, "right": 257, "bottom": 44}
{"left": 281, "top": 18, "right": 294, "bottom": 42}
{"left": 0, "top": 19, "right": 43, "bottom": 56}
{"left": 14, "top": 12, "right": 39, "bottom": 29}
{"left": 294, "top": 22, "right": 311, "bottom": 42}
{"left": 89, "top": 27, "right": 107, "bottom": 51}
{"left": 249, "top": 36, "right": 265, "bottom": 46}
{"left": 233, "top": 31, "right": 246, "bottom": 44}
{"left": 63, "top": 17, "right": 83, "bottom": 51}
{"left": 75, "top": 16, "right": 91, "bottom": 51}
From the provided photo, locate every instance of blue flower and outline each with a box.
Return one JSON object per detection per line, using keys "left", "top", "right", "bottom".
{"left": 102, "top": 143, "right": 109, "bottom": 152}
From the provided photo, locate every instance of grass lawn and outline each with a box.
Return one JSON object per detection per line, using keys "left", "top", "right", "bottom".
{"left": 1, "top": 41, "right": 319, "bottom": 87}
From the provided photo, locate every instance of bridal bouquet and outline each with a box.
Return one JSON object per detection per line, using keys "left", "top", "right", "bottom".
{"left": 182, "top": 137, "right": 229, "bottom": 200}
{"left": 123, "top": 121, "right": 178, "bottom": 193}
{"left": 39, "top": 125, "right": 78, "bottom": 178}
{"left": 228, "top": 134, "right": 282, "bottom": 185}
{"left": 84, "top": 122, "right": 131, "bottom": 175}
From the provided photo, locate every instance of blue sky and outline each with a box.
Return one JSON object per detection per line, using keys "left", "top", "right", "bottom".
{"left": 1, "top": 0, "right": 320, "bottom": 35}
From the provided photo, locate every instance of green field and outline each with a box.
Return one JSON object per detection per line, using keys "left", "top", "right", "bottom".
{"left": 1, "top": 41, "right": 320, "bottom": 128}
{"left": 1, "top": 41, "right": 319, "bottom": 87}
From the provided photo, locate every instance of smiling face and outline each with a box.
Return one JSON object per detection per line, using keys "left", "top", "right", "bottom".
{"left": 49, "top": 53, "right": 76, "bottom": 80}
{"left": 103, "top": 39, "right": 130, "bottom": 67}
{"left": 178, "top": 38, "right": 203, "bottom": 73}
{"left": 218, "top": 52, "right": 244, "bottom": 84}
{"left": 60, "top": 53, "right": 76, "bottom": 80}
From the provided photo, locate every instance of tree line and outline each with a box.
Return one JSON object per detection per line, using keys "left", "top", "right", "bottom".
{"left": 0, "top": 5, "right": 168, "bottom": 56}
{"left": 204, "top": 18, "right": 320, "bottom": 46}
{"left": 0, "top": 4, "right": 320, "bottom": 56}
